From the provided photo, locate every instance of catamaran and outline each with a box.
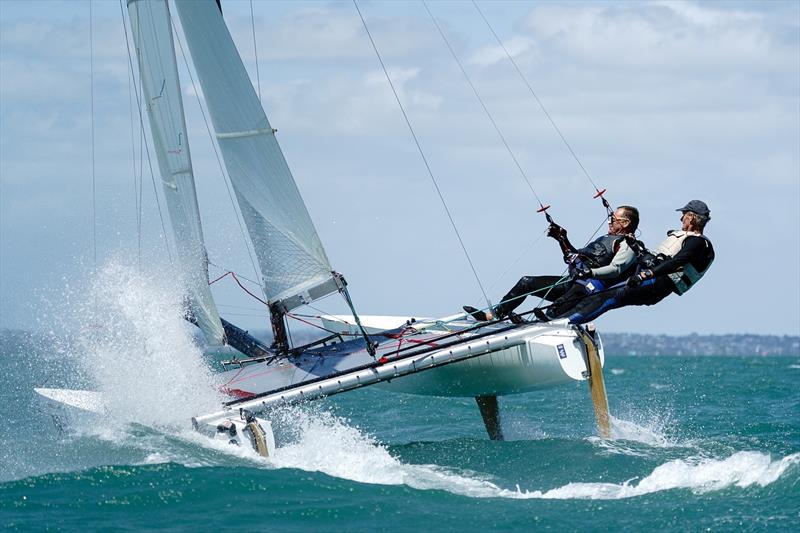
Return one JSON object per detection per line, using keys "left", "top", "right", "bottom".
{"left": 36, "top": 0, "right": 610, "bottom": 457}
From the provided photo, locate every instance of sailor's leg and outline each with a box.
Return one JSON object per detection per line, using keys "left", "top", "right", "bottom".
{"left": 495, "top": 275, "right": 566, "bottom": 318}
{"left": 565, "top": 278, "right": 673, "bottom": 324}
{"left": 563, "top": 289, "right": 624, "bottom": 324}
{"left": 475, "top": 395, "right": 503, "bottom": 441}
{"left": 546, "top": 283, "right": 587, "bottom": 318}
{"left": 617, "top": 277, "right": 673, "bottom": 307}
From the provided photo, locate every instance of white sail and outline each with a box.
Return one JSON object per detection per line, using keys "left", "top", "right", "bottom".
{"left": 127, "top": 0, "right": 225, "bottom": 345}
{"left": 175, "top": 0, "right": 337, "bottom": 311}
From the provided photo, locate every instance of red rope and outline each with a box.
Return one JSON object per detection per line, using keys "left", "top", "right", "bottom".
{"left": 209, "top": 271, "right": 230, "bottom": 285}
{"left": 208, "top": 269, "right": 268, "bottom": 306}
{"left": 230, "top": 272, "right": 268, "bottom": 306}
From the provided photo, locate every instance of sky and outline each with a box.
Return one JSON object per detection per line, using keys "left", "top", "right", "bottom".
{"left": 1, "top": 0, "right": 798, "bottom": 337}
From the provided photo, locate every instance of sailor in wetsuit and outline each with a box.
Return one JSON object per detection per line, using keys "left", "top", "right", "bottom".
{"left": 464, "top": 205, "right": 640, "bottom": 323}
{"left": 558, "top": 200, "right": 715, "bottom": 324}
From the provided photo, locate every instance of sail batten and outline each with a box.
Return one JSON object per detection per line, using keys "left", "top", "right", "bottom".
{"left": 215, "top": 128, "right": 275, "bottom": 139}
{"left": 175, "top": 0, "right": 337, "bottom": 309}
{"left": 128, "top": 0, "right": 225, "bottom": 345}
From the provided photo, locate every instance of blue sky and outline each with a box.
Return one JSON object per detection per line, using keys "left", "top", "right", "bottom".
{"left": 1, "top": 0, "right": 798, "bottom": 336}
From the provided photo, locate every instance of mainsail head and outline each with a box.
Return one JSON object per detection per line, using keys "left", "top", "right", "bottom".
{"left": 127, "top": 0, "right": 225, "bottom": 345}
{"left": 175, "top": 0, "right": 338, "bottom": 312}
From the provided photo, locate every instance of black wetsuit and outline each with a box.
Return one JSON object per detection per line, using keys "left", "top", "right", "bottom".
{"left": 558, "top": 234, "right": 715, "bottom": 324}
{"left": 493, "top": 234, "right": 635, "bottom": 318}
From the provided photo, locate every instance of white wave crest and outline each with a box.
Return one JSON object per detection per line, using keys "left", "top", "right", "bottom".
{"left": 520, "top": 451, "right": 800, "bottom": 500}
{"left": 255, "top": 408, "right": 798, "bottom": 501}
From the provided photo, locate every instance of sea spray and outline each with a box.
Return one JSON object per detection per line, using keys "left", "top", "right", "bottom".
{"left": 75, "top": 261, "right": 222, "bottom": 427}
{"left": 267, "top": 404, "right": 517, "bottom": 497}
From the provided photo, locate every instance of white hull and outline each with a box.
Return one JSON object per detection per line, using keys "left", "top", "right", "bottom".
{"left": 323, "top": 315, "right": 603, "bottom": 397}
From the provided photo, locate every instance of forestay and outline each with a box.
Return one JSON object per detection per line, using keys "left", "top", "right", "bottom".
{"left": 127, "top": 0, "right": 225, "bottom": 345}
{"left": 175, "top": 0, "right": 337, "bottom": 311}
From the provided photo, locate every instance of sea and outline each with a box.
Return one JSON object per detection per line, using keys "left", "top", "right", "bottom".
{"left": 0, "top": 269, "right": 798, "bottom": 531}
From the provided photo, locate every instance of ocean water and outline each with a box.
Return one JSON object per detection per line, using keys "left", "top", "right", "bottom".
{"left": 0, "top": 269, "right": 798, "bottom": 531}
{"left": 2, "top": 336, "right": 798, "bottom": 532}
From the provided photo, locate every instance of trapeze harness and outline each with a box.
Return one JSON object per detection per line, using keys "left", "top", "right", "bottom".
{"left": 653, "top": 230, "right": 714, "bottom": 294}
{"left": 573, "top": 234, "right": 640, "bottom": 294}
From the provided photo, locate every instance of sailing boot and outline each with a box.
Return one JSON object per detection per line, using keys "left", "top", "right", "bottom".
{"left": 533, "top": 308, "right": 551, "bottom": 322}
{"left": 463, "top": 305, "right": 492, "bottom": 322}
{"left": 507, "top": 311, "right": 526, "bottom": 325}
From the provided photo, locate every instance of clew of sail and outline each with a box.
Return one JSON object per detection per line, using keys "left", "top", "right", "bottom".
{"left": 175, "top": 0, "right": 337, "bottom": 312}
{"left": 127, "top": 0, "right": 225, "bottom": 345}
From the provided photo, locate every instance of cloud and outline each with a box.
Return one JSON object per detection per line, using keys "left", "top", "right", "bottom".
{"left": 468, "top": 36, "right": 534, "bottom": 68}
{"left": 219, "top": 3, "right": 439, "bottom": 63}
{"left": 518, "top": 1, "right": 793, "bottom": 73}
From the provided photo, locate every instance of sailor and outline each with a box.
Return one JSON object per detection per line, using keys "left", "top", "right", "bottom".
{"left": 464, "top": 205, "right": 641, "bottom": 323}
{"left": 557, "top": 200, "right": 715, "bottom": 324}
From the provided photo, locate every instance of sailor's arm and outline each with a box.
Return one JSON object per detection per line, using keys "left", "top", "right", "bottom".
{"left": 650, "top": 237, "right": 706, "bottom": 276}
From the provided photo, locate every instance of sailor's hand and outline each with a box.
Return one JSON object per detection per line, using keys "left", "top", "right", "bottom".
{"left": 627, "top": 269, "right": 652, "bottom": 287}
{"left": 626, "top": 274, "right": 642, "bottom": 288}
{"left": 547, "top": 223, "right": 567, "bottom": 240}
{"left": 573, "top": 265, "right": 592, "bottom": 280}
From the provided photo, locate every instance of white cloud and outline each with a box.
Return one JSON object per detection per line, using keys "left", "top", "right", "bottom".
{"left": 519, "top": 1, "right": 791, "bottom": 73}
{"left": 468, "top": 35, "right": 534, "bottom": 68}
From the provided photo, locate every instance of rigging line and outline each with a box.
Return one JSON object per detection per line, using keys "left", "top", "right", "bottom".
{"left": 123, "top": 3, "right": 143, "bottom": 271}
{"left": 208, "top": 261, "right": 261, "bottom": 287}
{"left": 533, "top": 214, "right": 607, "bottom": 308}
{"left": 119, "top": 0, "right": 173, "bottom": 263}
{"left": 353, "top": 0, "right": 490, "bottom": 306}
{"left": 483, "top": 227, "right": 547, "bottom": 294}
{"left": 170, "top": 15, "right": 265, "bottom": 297}
{"left": 471, "top": 0, "right": 604, "bottom": 198}
{"left": 217, "top": 311, "right": 268, "bottom": 318}
{"left": 89, "top": 0, "right": 97, "bottom": 275}
{"left": 216, "top": 303, "right": 267, "bottom": 312}
{"left": 422, "top": 0, "right": 547, "bottom": 210}
{"left": 249, "top": 0, "right": 262, "bottom": 102}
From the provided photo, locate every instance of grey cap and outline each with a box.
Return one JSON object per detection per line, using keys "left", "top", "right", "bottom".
{"left": 676, "top": 199, "right": 710, "bottom": 218}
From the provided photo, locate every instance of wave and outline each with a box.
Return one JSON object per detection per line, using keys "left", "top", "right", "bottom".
{"left": 514, "top": 451, "right": 800, "bottom": 500}
{"left": 210, "top": 406, "right": 798, "bottom": 501}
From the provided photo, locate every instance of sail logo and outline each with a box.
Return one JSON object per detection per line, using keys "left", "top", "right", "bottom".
{"left": 557, "top": 344, "right": 567, "bottom": 359}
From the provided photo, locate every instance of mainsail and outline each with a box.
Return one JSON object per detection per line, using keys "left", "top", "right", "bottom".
{"left": 175, "top": 0, "right": 338, "bottom": 312}
{"left": 127, "top": 0, "right": 225, "bottom": 345}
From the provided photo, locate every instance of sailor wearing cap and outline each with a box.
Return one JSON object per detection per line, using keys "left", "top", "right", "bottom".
{"left": 556, "top": 200, "right": 715, "bottom": 324}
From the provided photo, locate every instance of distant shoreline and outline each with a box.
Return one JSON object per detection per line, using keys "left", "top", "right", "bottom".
{"left": 1, "top": 329, "right": 797, "bottom": 357}
{"left": 600, "top": 332, "right": 799, "bottom": 357}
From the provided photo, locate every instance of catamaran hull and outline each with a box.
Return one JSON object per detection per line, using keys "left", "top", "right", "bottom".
{"left": 318, "top": 315, "right": 602, "bottom": 398}
{"left": 376, "top": 326, "right": 600, "bottom": 397}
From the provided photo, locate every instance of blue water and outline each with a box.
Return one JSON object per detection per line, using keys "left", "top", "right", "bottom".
{"left": 1, "top": 328, "right": 798, "bottom": 531}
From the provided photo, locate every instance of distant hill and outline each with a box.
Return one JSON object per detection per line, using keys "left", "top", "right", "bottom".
{"left": 600, "top": 332, "right": 799, "bottom": 357}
